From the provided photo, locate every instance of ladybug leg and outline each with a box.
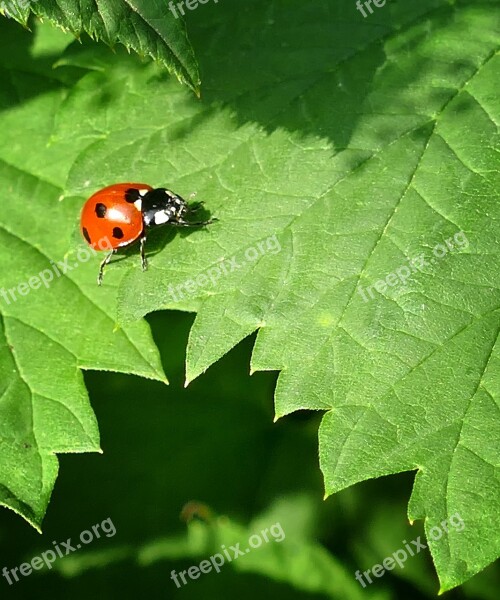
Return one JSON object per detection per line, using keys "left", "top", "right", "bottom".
{"left": 140, "top": 235, "right": 148, "bottom": 271}
{"left": 173, "top": 217, "right": 218, "bottom": 228}
{"left": 98, "top": 250, "right": 115, "bottom": 286}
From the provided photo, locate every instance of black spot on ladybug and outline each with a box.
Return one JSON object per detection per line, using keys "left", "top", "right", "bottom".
{"left": 95, "top": 203, "right": 107, "bottom": 218}
{"left": 82, "top": 227, "right": 92, "bottom": 244}
{"left": 112, "top": 227, "right": 124, "bottom": 239}
{"left": 125, "top": 188, "right": 140, "bottom": 203}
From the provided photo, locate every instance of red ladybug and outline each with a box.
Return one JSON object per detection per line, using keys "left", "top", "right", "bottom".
{"left": 80, "top": 183, "right": 215, "bottom": 285}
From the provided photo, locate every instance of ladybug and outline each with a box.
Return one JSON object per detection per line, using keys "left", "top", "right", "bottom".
{"left": 80, "top": 183, "right": 216, "bottom": 285}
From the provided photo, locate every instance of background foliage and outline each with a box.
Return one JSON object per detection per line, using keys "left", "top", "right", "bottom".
{"left": 0, "top": 0, "right": 498, "bottom": 598}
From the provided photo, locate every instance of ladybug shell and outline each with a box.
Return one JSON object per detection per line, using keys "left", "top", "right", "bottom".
{"left": 80, "top": 183, "right": 153, "bottom": 250}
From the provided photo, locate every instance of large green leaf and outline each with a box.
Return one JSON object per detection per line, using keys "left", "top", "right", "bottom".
{"left": 0, "top": 0, "right": 498, "bottom": 593}
{"left": 1, "top": 0, "right": 199, "bottom": 92}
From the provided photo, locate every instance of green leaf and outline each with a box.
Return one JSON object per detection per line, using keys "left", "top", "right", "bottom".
{"left": 1, "top": 0, "right": 499, "bottom": 593}
{"left": 0, "top": 24, "right": 166, "bottom": 530}
{"left": 1, "top": 0, "right": 200, "bottom": 92}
